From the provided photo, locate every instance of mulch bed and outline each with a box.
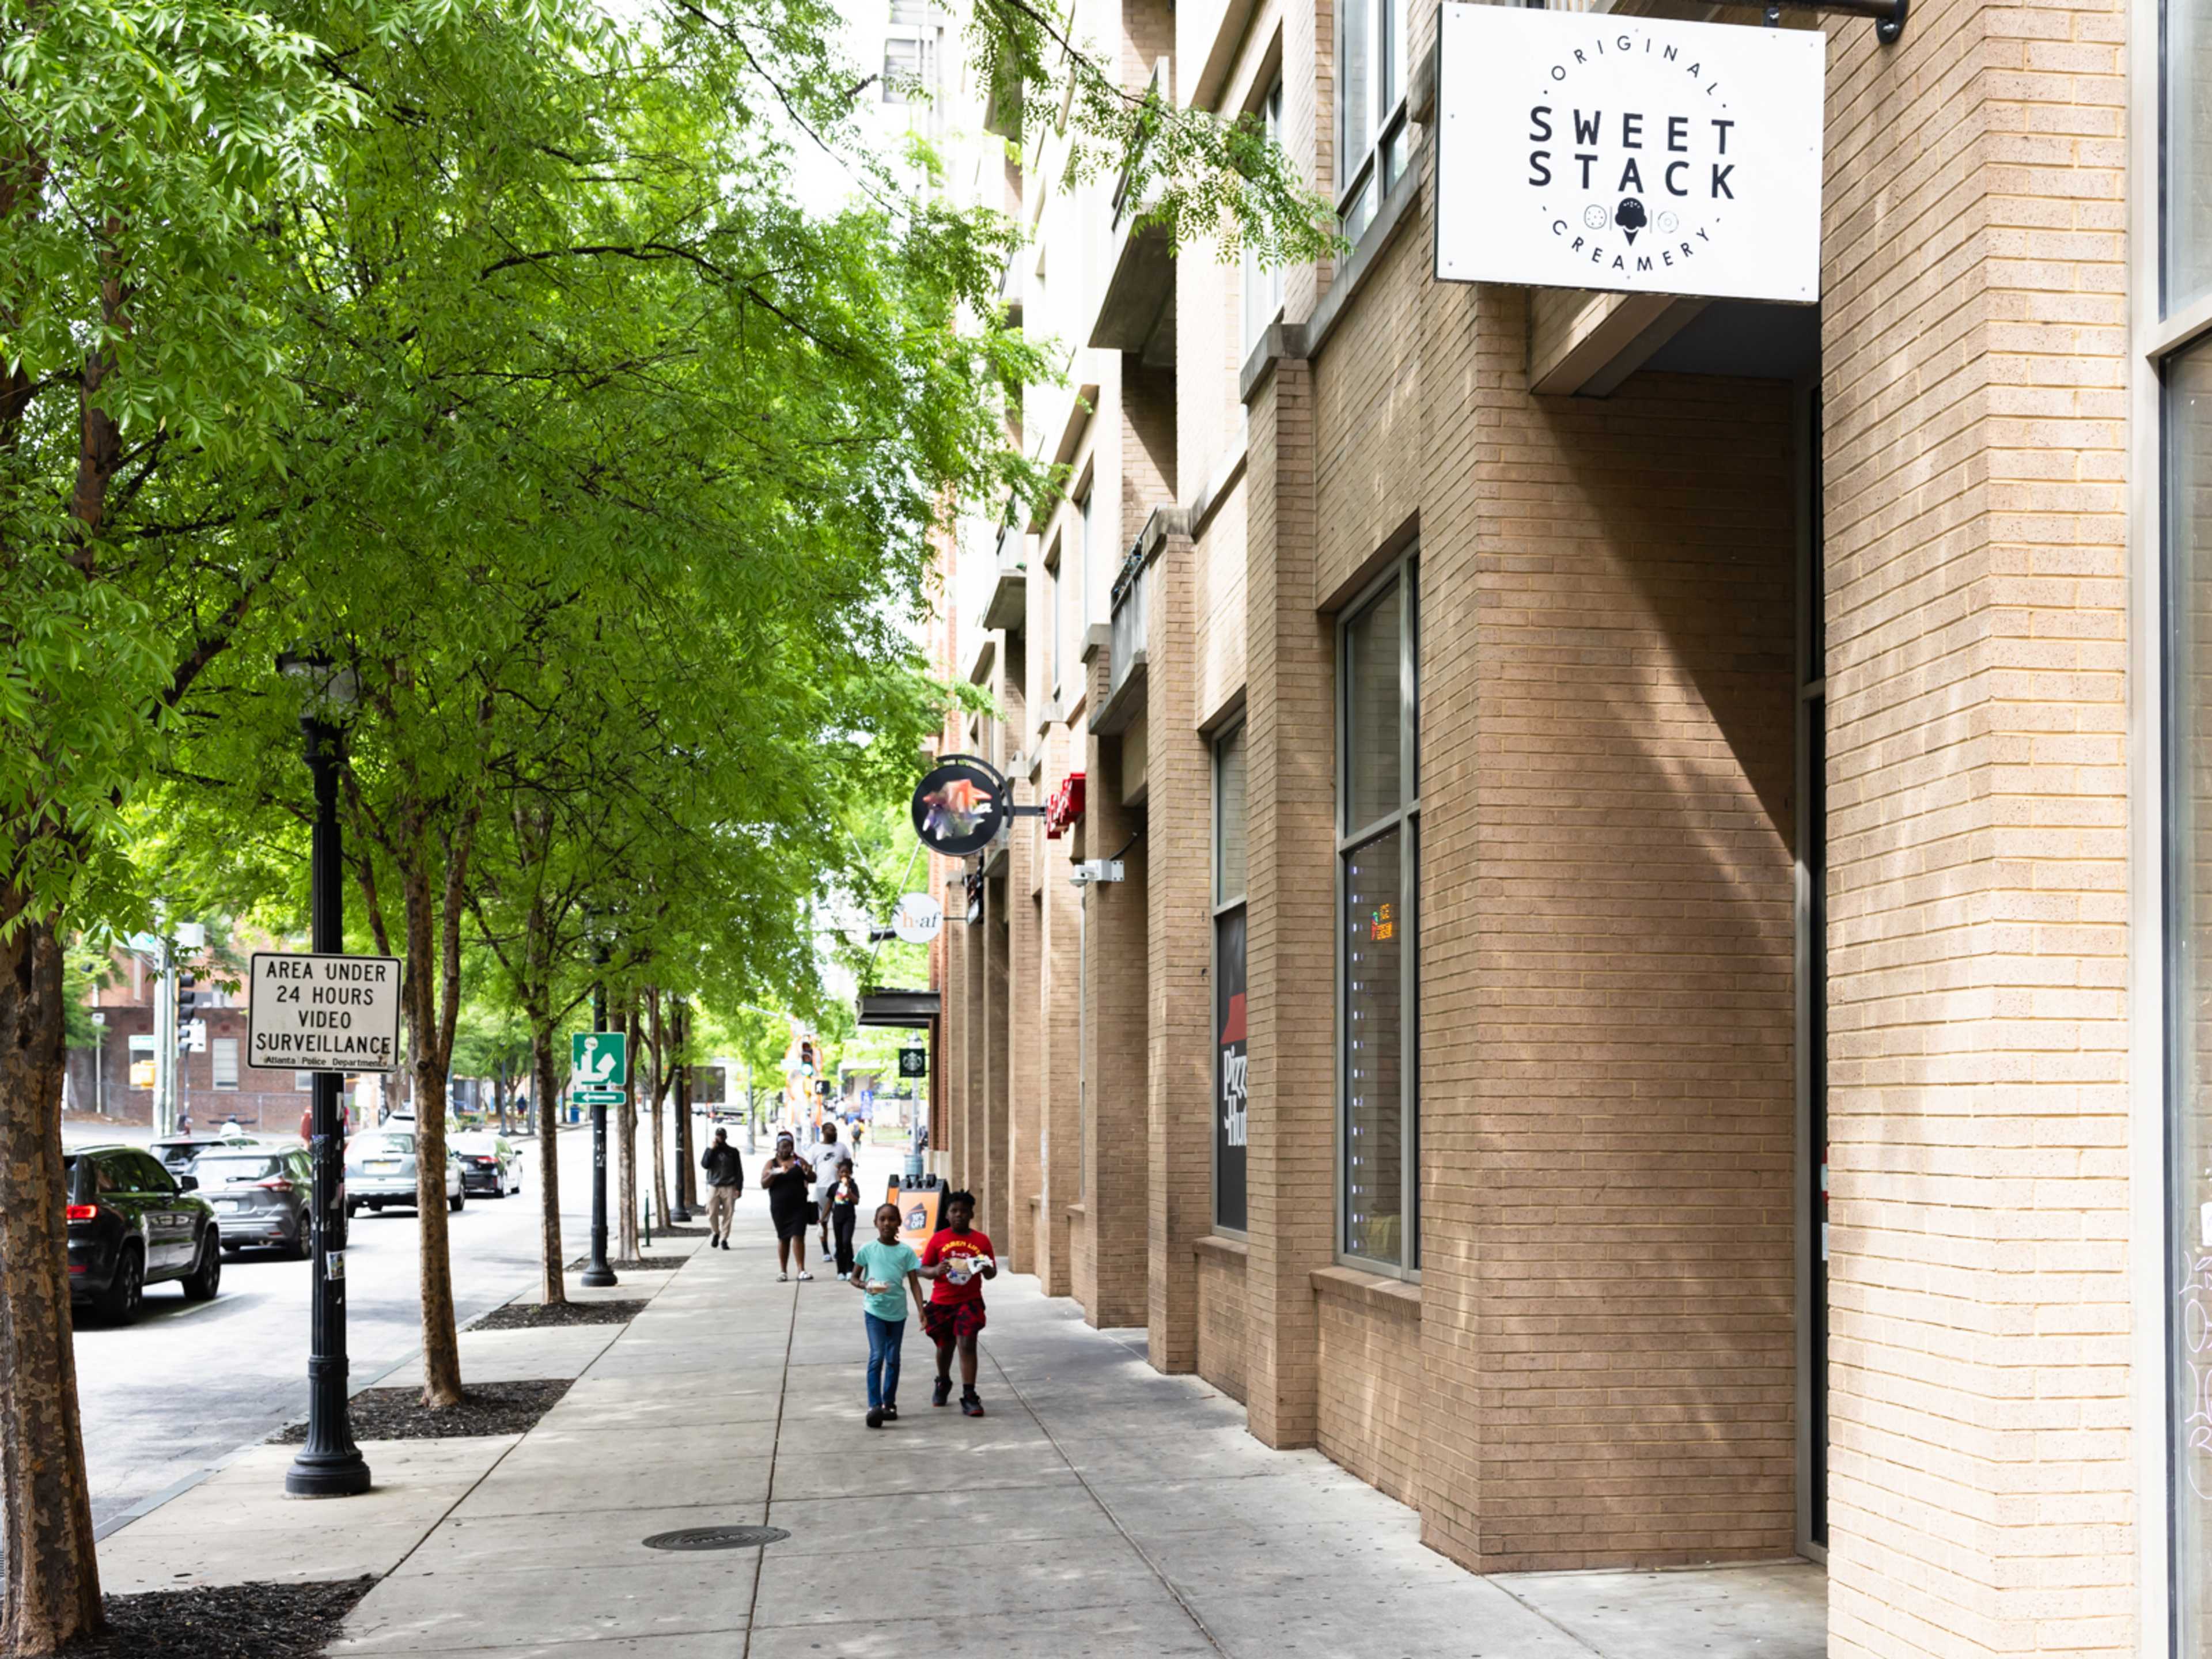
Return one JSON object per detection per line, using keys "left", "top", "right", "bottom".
{"left": 652, "top": 1224, "right": 711, "bottom": 1236}
{"left": 64, "top": 1577, "right": 375, "bottom": 1659}
{"left": 270, "top": 1379, "right": 571, "bottom": 1444}
{"left": 564, "top": 1254, "right": 688, "bottom": 1272}
{"left": 467, "top": 1298, "right": 649, "bottom": 1332}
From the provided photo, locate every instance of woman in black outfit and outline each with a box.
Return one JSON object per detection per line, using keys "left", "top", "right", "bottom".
{"left": 760, "top": 1133, "right": 816, "bottom": 1280}
{"left": 828, "top": 1158, "right": 861, "bottom": 1279}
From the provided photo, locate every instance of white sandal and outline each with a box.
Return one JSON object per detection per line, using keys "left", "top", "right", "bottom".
{"left": 797, "top": 1271, "right": 814, "bottom": 1281}
{"left": 777, "top": 1271, "right": 789, "bottom": 1282}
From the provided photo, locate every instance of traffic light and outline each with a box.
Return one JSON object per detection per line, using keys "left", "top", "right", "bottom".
{"left": 799, "top": 1041, "right": 816, "bottom": 1078}
{"left": 177, "top": 972, "right": 199, "bottom": 1018}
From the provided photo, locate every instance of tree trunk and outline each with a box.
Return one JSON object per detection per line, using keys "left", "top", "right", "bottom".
{"left": 531, "top": 1011, "right": 565, "bottom": 1305}
{"left": 0, "top": 909, "right": 104, "bottom": 1655}
{"left": 616, "top": 998, "right": 639, "bottom": 1260}
{"left": 402, "top": 866, "right": 464, "bottom": 1408}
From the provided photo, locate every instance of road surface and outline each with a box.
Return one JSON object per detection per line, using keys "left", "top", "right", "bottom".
{"left": 67, "top": 1115, "right": 706, "bottom": 1531}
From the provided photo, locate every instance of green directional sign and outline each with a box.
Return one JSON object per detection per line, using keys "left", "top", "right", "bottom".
{"left": 573, "top": 1089, "right": 626, "bottom": 1106}
{"left": 570, "top": 1030, "right": 628, "bottom": 1097}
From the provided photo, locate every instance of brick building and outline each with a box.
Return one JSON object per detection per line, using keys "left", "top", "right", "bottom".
{"left": 66, "top": 952, "right": 309, "bottom": 1132}
{"left": 916, "top": 0, "right": 2212, "bottom": 1647}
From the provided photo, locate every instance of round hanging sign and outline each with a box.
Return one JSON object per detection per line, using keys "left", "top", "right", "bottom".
{"left": 891, "top": 891, "right": 944, "bottom": 945}
{"left": 909, "top": 756, "right": 1009, "bottom": 858}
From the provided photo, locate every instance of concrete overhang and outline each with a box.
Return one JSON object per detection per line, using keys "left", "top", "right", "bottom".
{"left": 857, "top": 989, "right": 940, "bottom": 1029}
{"left": 1089, "top": 218, "right": 1177, "bottom": 366}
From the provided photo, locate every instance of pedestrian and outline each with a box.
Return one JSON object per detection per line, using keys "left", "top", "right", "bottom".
{"left": 851, "top": 1117, "right": 866, "bottom": 1150}
{"left": 827, "top": 1158, "right": 861, "bottom": 1279}
{"left": 701, "top": 1128, "right": 745, "bottom": 1249}
{"left": 919, "top": 1188, "right": 996, "bottom": 1417}
{"left": 760, "top": 1132, "right": 816, "bottom": 1281}
{"left": 850, "top": 1202, "right": 926, "bottom": 1428}
{"left": 812, "top": 1121, "right": 844, "bottom": 1258}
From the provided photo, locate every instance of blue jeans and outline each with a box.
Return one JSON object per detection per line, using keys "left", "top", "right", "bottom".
{"left": 864, "top": 1312, "right": 905, "bottom": 1410}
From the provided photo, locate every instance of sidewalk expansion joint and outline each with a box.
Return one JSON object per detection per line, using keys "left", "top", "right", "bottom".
{"left": 740, "top": 1266, "right": 801, "bottom": 1659}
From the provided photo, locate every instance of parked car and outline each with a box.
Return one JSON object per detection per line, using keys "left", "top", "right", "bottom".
{"left": 65, "top": 1145, "right": 221, "bottom": 1323}
{"left": 193, "top": 1146, "right": 314, "bottom": 1257}
{"left": 148, "top": 1134, "right": 235, "bottom": 1176}
{"left": 450, "top": 1131, "right": 521, "bottom": 1197}
{"left": 343, "top": 1130, "right": 463, "bottom": 1216}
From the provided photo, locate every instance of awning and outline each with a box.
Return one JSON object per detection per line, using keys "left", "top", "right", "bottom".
{"left": 856, "top": 989, "right": 941, "bottom": 1029}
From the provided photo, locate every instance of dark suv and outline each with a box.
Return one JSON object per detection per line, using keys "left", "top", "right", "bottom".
{"left": 191, "top": 1146, "right": 313, "bottom": 1257}
{"left": 65, "top": 1146, "right": 222, "bottom": 1324}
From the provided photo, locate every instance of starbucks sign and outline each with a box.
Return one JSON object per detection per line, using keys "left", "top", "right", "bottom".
{"left": 1434, "top": 6, "right": 1823, "bottom": 304}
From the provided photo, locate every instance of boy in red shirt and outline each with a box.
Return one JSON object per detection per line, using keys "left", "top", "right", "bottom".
{"left": 919, "top": 1189, "right": 996, "bottom": 1417}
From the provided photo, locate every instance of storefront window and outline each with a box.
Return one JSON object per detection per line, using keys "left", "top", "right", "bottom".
{"left": 1339, "top": 564, "right": 1416, "bottom": 1270}
{"left": 1215, "top": 722, "right": 1249, "bottom": 1232}
{"left": 2169, "top": 342, "right": 2212, "bottom": 1647}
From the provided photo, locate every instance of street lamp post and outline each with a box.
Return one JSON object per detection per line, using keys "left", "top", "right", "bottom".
{"left": 281, "top": 653, "right": 371, "bottom": 1499}
{"left": 581, "top": 945, "right": 617, "bottom": 1287}
{"left": 669, "top": 999, "right": 692, "bottom": 1223}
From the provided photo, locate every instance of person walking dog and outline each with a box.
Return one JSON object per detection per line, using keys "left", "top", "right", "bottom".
{"left": 701, "top": 1128, "right": 745, "bottom": 1249}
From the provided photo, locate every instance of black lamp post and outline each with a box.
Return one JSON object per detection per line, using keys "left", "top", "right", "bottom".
{"left": 581, "top": 935, "right": 617, "bottom": 1287}
{"left": 279, "top": 651, "right": 372, "bottom": 1500}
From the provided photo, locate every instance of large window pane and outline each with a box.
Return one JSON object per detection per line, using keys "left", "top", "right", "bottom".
{"left": 1344, "top": 581, "right": 1403, "bottom": 832}
{"left": 1215, "top": 905, "right": 1248, "bottom": 1231}
{"left": 2169, "top": 340, "right": 2212, "bottom": 1642}
{"left": 2170, "top": 0, "right": 2212, "bottom": 309}
{"left": 1343, "top": 827, "right": 1403, "bottom": 1264}
{"left": 1217, "top": 724, "right": 1248, "bottom": 904}
{"left": 1340, "top": 0, "right": 1372, "bottom": 188}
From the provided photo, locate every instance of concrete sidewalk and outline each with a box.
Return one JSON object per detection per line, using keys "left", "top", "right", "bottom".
{"left": 103, "top": 1146, "right": 1826, "bottom": 1657}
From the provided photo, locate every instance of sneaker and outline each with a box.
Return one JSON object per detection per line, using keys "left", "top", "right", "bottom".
{"left": 777, "top": 1272, "right": 789, "bottom": 1282}
{"left": 931, "top": 1377, "right": 952, "bottom": 1408}
{"left": 866, "top": 1408, "right": 884, "bottom": 1429}
{"left": 882, "top": 1404, "right": 899, "bottom": 1421}
{"left": 961, "top": 1392, "right": 986, "bottom": 1418}
{"left": 797, "top": 1270, "right": 814, "bottom": 1281}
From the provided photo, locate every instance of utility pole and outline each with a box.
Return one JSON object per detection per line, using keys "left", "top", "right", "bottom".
{"left": 152, "top": 933, "right": 176, "bottom": 1137}
{"left": 671, "top": 999, "right": 692, "bottom": 1222}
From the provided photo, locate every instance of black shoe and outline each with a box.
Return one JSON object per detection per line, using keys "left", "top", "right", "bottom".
{"left": 961, "top": 1392, "right": 986, "bottom": 1418}
{"left": 931, "top": 1377, "right": 952, "bottom": 1408}
{"left": 866, "top": 1408, "right": 884, "bottom": 1429}
{"left": 881, "top": 1403, "right": 899, "bottom": 1421}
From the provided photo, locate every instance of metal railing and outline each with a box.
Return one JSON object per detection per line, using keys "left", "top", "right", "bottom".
{"left": 1108, "top": 539, "right": 1147, "bottom": 697}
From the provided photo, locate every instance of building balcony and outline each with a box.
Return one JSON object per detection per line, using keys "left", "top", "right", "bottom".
{"left": 1093, "top": 536, "right": 1150, "bottom": 735}
{"left": 983, "top": 520, "right": 1027, "bottom": 631}
{"left": 1089, "top": 58, "right": 1176, "bottom": 367}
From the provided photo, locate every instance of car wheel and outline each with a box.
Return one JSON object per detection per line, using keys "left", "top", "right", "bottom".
{"left": 369, "top": 1201, "right": 385, "bottom": 1212}
{"left": 99, "top": 1244, "right": 145, "bottom": 1325}
{"left": 448, "top": 1188, "right": 464, "bottom": 1213}
{"left": 346, "top": 1199, "right": 361, "bottom": 1219}
{"left": 181, "top": 1233, "right": 221, "bottom": 1302}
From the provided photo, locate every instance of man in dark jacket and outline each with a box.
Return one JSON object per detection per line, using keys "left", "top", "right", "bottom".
{"left": 702, "top": 1129, "right": 745, "bottom": 1249}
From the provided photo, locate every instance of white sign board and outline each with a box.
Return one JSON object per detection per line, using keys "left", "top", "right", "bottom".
{"left": 1435, "top": 6, "right": 1822, "bottom": 304}
{"left": 891, "top": 891, "right": 944, "bottom": 946}
{"left": 247, "top": 952, "right": 403, "bottom": 1073}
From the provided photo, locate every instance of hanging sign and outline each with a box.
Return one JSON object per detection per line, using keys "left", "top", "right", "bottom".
{"left": 247, "top": 952, "right": 403, "bottom": 1073}
{"left": 1044, "top": 772, "right": 1086, "bottom": 840}
{"left": 1434, "top": 5, "right": 1823, "bottom": 304}
{"left": 891, "top": 891, "right": 944, "bottom": 945}
{"left": 899, "top": 1046, "right": 928, "bottom": 1078}
{"left": 910, "top": 755, "right": 1010, "bottom": 858}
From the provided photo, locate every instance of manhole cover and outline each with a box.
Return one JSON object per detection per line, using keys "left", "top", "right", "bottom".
{"left": 641, "top": 1525, "right": 790, "bottom": 1552}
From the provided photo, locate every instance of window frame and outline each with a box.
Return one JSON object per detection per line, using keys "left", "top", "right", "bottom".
{"left": 211, "top": 1036, "right": 240, "bottom": 1090}
{"left": 1335, "top": 555, "right": 1419, "bottom": 1278}
{"left": 1213, "top": 717, "right": 1251, "bottom": 1237}
{"left": 1334, "top": 0, "right": 1408, "bottom": 240}
{"left": 1241, "top": 81, "right": 1287, "bottom": 357}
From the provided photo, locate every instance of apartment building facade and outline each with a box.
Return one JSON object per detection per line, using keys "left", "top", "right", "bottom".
{"left": 916, "top": 0, "right": 2212, "bottom": 1646}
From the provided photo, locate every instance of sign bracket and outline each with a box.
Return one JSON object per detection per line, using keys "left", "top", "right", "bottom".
{"left": 1729, "top": 0, "right": 1906, "bottom": 42}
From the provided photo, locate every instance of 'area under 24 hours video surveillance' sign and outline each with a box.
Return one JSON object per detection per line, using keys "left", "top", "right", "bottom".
{"left": 1434, "top": 5, "right": 1823, "bottom": 304}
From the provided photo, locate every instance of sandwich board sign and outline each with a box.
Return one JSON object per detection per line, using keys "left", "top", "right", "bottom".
{"left": 247, "top": 953, "right": 403, "bottom": 1072}
{"left": 1434, "top": 4, "right": 1823, "bottom": 303}
{"left": 570, "top": 1031, "right": 628, "bottom": 1099}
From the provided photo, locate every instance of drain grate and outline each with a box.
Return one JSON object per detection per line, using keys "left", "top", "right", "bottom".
{"left": 641, "top": 1525, "right": 790, "bottom": 1552}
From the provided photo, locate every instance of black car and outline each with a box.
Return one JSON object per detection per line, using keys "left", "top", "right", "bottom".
{"left": 65, "top": 1145, "right": 222, "bottom": 1324}
{"left": 192, "top": 1146, "right": 314, "bottom": 1257}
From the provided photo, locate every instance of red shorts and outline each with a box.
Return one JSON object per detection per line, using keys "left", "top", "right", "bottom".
{"left": 921, "top": 1300, "right": 987, "bottom": 1345}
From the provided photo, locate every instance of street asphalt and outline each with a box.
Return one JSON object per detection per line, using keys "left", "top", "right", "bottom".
{"left": 66, "top": 1113, "right": 711, "bottom": 1532}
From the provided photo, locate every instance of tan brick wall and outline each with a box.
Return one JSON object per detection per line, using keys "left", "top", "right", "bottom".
{"left": 1146, "top": 529, "right": 1214, "bottom": 1372}
{"left": 1315, "top": 1271, "right": 1423, "bottom": 1507}
{"left": 1196, "top": 1237, "right": 1251, "bottom": 1404}
{"left": 1035, "top": 719, "right": 1082, "bottom": 1298}
{"left": 1242, "top": 354, "right": 1337, "bottom": 1449}
{"left": 980, "top": 876, "right": 1010, "bottom": 1246}
{"left": 1819, "top": 0, "right": 2134, "bottom": 1644}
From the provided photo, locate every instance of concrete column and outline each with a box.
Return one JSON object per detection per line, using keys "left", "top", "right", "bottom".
{"left": 1006, "top": 765, "right": 1042, "bottom": 1277}
{"left": 1241, "top": 349, "right": 1334, "bottom": 1449}
{"left": 961, "top": 876, "right": 985, "bottom": 1198}
{"left": 1145, "top": 524, "right": 1211, "bottom": 1373}
{"left": 980, "top": 876, "right": 1010, "bottom": 1244}
{"left": 939, "top": 869, "right": 966, "bottom": 1183}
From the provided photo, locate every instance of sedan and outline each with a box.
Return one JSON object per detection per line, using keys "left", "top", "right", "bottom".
{"left": 451, "top": 1132, "right": 522, "bottom": 1197}
{"left": 194, "top": 1146, "right": 314, "bottom": 1257}
{"left": 343, "top": 1130, "right": 463, "bottom": 1216}
{"left": 65, "top": 1145, "right": 221, "bottom": 1323}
